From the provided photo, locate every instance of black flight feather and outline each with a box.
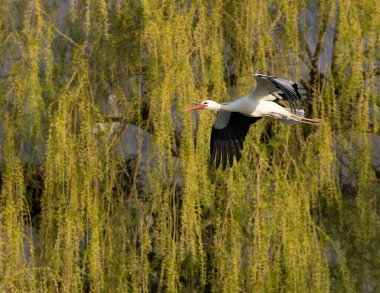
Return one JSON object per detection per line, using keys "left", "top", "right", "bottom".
{"left": 210, "top": 112, "right": 260, "bottom": 169}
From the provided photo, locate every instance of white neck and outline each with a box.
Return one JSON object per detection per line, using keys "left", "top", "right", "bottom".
{"left": 203, "top": 100, "right": 237, "bottom": 112}
{"left": 220, "top": 103, "right": 235, "bottom": 112}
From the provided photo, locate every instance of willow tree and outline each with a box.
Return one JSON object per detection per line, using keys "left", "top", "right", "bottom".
{"left": 0, "top": 0, "right": 379, "bottom": 292}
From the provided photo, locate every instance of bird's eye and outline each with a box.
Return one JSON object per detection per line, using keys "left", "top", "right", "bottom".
{"left": 203, "top": 102, "right": 208, "bottom": 105}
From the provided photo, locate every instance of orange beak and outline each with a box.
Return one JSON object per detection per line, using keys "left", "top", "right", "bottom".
{"left": 184, "top": 104, "right": 207, "bottom": 112}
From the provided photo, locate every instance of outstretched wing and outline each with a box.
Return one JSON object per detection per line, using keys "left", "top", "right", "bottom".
{"left": 210, "top": 112, "right": 261, "bottom": 170}
{"left": 253, "top": 73, "right": 309, "bottom": 113}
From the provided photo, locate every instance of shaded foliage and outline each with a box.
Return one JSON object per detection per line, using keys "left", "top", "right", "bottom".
{"left": 0, "top": 0, "right": 379, "bottom": 292}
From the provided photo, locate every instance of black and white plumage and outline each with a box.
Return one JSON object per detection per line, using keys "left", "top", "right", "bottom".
{"left": 185, "top": 73, "right": 322, "bottom": 169}
{"left": 210, "top": 112, "right": 261, "bottom": 170}
{"left": 253, "top": 74, "right": 309, "bottom": 114}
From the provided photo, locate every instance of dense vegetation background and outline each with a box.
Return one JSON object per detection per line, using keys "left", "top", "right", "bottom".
{"left": 0, "top": 0, "right": 379, "bottom": 292}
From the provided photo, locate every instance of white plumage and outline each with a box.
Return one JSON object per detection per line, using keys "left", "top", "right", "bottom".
{"left": 185, "top": 73, "right": 322, "bottom": 169}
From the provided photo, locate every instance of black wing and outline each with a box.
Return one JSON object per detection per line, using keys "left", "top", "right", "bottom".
{"left": 253, "top": 73, "right": 309, "bottom": 113}
{"left": 210, "top": 112, "right": 261, "bottom": 170}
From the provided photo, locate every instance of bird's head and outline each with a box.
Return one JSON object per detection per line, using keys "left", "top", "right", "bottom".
{"left": 184, "top": 100, "right": 221, "bottom": 112}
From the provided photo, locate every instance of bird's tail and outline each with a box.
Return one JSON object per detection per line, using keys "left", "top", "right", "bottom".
{"left": 290, "top": 114, "right": 322, "bottom": 125}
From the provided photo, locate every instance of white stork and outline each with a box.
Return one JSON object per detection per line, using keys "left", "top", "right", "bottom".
{"left": 185, "top": 73, "right": 322, "bottom": 169}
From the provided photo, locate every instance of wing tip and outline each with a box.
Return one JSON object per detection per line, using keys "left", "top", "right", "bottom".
{"left": 253, "top": 73, "right": 269, "bottom": 78}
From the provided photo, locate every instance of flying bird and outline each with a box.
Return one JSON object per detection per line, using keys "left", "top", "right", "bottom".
{"left": 185, "top": 73, "right": 322, "bottom": 170}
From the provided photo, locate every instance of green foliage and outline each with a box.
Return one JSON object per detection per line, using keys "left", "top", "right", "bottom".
{"left": 0, "top": 0, "right": 379, "bottom": 292}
